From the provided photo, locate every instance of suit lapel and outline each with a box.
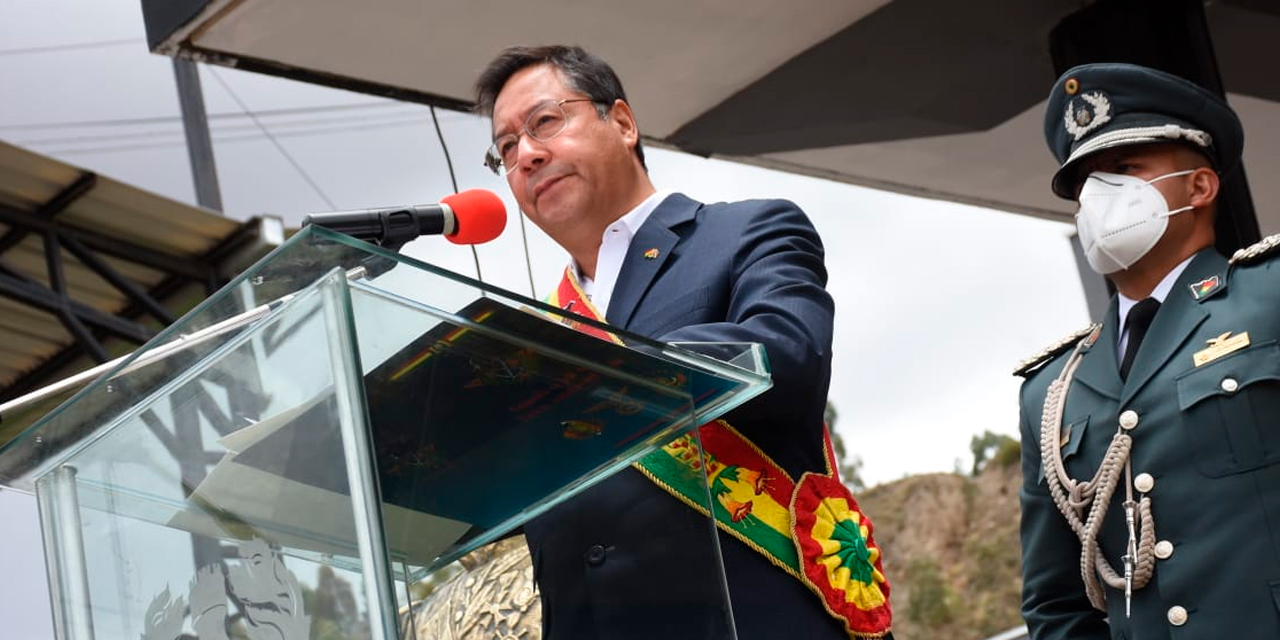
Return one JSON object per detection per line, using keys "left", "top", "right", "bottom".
{"left": 1072, "top": 300, "right": 1122, "bottom": 401}
{"left": 1119, "top": 250, "right": 1227, "bottom": 405}
{"left": 605, "top": 193, "right": 699, "bottom": 328}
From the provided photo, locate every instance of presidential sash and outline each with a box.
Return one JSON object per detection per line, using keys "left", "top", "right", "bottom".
{"left": 546, "top": 268, "right": 892, "bottom": 638}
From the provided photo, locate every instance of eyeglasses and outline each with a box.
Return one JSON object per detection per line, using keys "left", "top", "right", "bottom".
{"left": 484, "top": 98, "right": 600, "bottom": 175}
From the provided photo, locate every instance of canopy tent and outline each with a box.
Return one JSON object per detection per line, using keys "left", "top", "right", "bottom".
{"left": 0, "top": 140, "right": 282, "bottom": 441}
{"left": 140, "top": 0, "right": 1280, "bottom": 247}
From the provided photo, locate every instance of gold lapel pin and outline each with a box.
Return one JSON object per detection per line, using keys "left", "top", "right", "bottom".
{"left": 1193, "top": 331, "right": 1250, "bottom": 367}
{"left": 643, "top": 248, "right": 660, "bottom": 260}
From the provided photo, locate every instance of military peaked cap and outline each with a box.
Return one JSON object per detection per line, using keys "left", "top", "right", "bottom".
{"left": 1044, "top": 62, "right": 1244, "bottom": 199}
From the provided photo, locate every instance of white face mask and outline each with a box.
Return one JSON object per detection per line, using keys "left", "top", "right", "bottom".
{"left": 1075, "top": 170, "right": 1195, "bottom": 274}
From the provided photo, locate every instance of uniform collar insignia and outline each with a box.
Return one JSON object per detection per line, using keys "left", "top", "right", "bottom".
{"left": 1063, "top": 91, "right": 1113, "bottom": 141}
{"left": 1189, "top": 275, "right": 1221, "bottom": 300}
{"left": 1083, "top": 324, "right": 1102, "bottom": 348}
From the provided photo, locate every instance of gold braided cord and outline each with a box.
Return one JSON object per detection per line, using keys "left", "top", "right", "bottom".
{"left": 1038, "top": 338, "right": 1158, "bottom": 611}
{"left": 715, "top": 420, "right": 798, "bottom": 484}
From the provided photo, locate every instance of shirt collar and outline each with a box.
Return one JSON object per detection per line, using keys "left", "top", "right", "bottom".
{"left": 568, "top": 190, "right": 672, "bottom": 283}
{"left": 1117, "top": 254, "right": 1195, "bottom": 327}
{"left": 614, "top": 189, "right": 670, "bottom": 237}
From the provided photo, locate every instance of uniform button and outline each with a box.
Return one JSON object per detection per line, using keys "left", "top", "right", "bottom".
{"left": 585, "top": 544, "right": 607, "bottom": 566}
{"left": 1119, "top": 410, "right": 1139, "bottom": 430}
{"left": 1167, "top": 605, "right": 1188, "bottom": 626}
{"left": 1221, "top": 377, "right": 1240, "bottom": 393}
{"left": 1155, "top": 540, "right": 1174, "bottom": 559}
{"left": 1134, "top": 473, "right": 1155, "bottom": 493}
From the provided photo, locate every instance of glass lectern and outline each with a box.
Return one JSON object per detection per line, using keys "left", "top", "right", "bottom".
{"left": 0, "top": 227, "right": 770, "bottom": 640}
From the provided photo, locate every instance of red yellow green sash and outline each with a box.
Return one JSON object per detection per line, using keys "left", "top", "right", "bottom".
{"left": 546, "top": 267, "right": 892, "bottom": 638}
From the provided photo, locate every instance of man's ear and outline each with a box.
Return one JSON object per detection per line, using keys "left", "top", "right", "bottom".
{"left": 607, "top": 99, "right": 639, "bottom": 150}
{"left": 1188, "top": 167, "right": 1220, "bottom": 209}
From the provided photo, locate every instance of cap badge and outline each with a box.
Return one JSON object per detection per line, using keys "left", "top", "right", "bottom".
{"left": 1063, "top": 91, "right": 1112, "bottom": 141}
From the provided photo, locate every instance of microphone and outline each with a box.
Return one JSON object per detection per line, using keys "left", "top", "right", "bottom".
{"left": 303, "top": 189, "right": 507, "bottom": 249}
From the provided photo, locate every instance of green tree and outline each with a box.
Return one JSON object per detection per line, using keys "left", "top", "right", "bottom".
{"left": 904, "top": 557, "right": 957, "bottom": 626}
{"left": 826, "top": 401, "right": 866, "bottom": 491}
{"left": 969, "top": 430, "right": 1019, "bottom": 476}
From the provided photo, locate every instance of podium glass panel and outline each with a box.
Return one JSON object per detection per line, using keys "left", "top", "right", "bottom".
{"left": 0, "top": 227, "right": 771, "bottom": 640}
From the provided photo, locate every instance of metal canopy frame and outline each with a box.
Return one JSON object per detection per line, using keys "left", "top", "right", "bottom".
{"left": 0, "top": 145, "right": 283, "bottom": 581}
{"left": 0, "top": 173, "right": 169, "bottom": 363}
{"left": 0, "top": 204, "right": 264, "bottom": 399}
{"left": 0, "top": 142, "right": 281, "bottom": 436}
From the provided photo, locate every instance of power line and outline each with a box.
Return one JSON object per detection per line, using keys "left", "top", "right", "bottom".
{"left": 514, "top": 195, "right": 538, "bottom": 298}
{"left": 0, "top": 38, "right": 141, "bottom": 57}
{"left": 16, "top": 112, "right": 430, "bottom": 147}
{"left": 34, "top": 117, "right": 433, "bottom": 156}
{"left": 0, "top": 101, "right": 415, "bottom": 132}
{"left": 429, "top": 105, "right": 487, "bottom": 284}
{"left": 430, "top": 107, "right": 460, "bottom": 195}
{"left": 206, "top": 67, "right": 336, "bottom": 209}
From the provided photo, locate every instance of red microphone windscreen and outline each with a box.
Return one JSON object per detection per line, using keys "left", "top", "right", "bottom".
{"left": 441, "top": 189, "right": 507, "bottom": 245}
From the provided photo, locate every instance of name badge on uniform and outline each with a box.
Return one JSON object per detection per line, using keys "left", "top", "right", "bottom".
{"left": 1193, "top": 331, "right": 1250, "bottom": 367}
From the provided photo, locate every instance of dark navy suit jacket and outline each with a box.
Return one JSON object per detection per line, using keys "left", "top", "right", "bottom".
{"left": 524, "top": 193, "right": 850, "bottom": 639}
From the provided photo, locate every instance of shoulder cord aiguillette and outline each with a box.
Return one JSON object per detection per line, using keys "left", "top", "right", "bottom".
{"left": 1039, "top": 337, "right": 1157, "bottom": 611}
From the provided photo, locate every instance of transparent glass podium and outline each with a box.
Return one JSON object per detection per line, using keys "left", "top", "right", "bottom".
{"left": 0, "top": 227, "right": 771, "bottom": 640}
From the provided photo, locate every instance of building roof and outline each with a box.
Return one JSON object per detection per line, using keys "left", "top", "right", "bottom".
{"left": 140, "top": 0, "right": 1280, "bottom": 241}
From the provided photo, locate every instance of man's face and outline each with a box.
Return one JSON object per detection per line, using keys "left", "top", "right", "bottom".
{"left": 490, "top": 64, "right": 638, "bottom": 239}
{"left": 1073, "top": 142, "right": 1213, "bottom": 271}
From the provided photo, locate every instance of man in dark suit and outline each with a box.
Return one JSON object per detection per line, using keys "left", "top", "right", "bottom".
{"left": 474, "top": 46, "right": 891, "bottom": 639}
{"left": 1017, "top": 62, "right": 1280, "bottom": 639}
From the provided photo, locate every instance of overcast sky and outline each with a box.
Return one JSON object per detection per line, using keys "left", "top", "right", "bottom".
{"left": 0, "top": 1, "right": 1088, "bottom": 637}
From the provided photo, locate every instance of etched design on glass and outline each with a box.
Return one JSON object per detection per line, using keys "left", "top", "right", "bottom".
{"left": 140, "top": 538, "right": 312, "bottom": 640}
{"left": 227, "top": 539, "right": 312, "bottom": 639}
{"left": 142, "top": 586, "right": 187, "bottom": 640}
{"left": 190, "top": 565, "right": 230, "bottom": 640}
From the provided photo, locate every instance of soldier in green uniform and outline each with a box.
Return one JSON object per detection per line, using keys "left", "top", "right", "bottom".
{"left": 1016, "top": 62, "right": 1280, "bottom": 639}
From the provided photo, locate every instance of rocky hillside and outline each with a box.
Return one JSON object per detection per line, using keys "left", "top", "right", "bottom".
{"left": 860, "top": 460, "right": 1024, "bottom": 640}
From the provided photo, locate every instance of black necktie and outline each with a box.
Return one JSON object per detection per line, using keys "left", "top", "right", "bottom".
{"left": 1119, "top": 297, "right": 1161, "bottom": 381}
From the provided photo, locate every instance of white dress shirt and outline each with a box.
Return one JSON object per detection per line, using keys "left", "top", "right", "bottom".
{"left": 1115, "top": 254, "right": 1195, "bottom": 360}
{"left": 571, "top": 190, "right": 672, "bottom": 317}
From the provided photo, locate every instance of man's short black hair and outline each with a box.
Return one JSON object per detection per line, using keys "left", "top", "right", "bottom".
{"left": 475, "top": 45, "right": 646, "bottom": 170}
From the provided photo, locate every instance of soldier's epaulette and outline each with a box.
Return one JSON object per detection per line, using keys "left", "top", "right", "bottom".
{"left": 1013, "top": 324, "right": 1098, "bottom": 378}
{"left": 1230, "top": 233, "right": 1280, "bottom": 266}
